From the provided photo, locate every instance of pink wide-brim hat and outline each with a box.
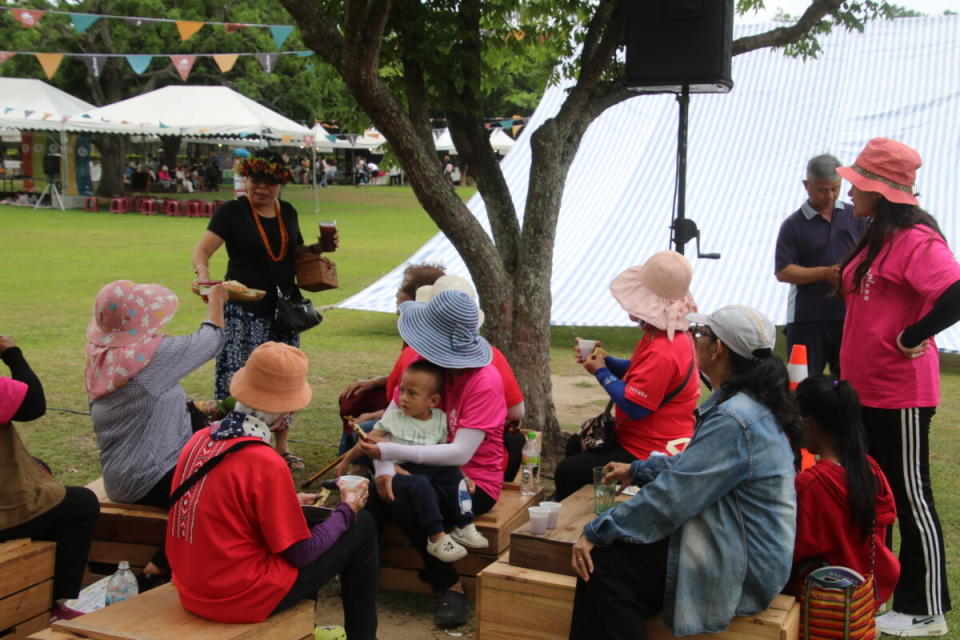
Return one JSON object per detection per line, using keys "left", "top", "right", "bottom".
{"left": 836, "top": 137, "right": 921, "bottom": 206}
{"left": 609, "top": 251, "right": 697, "bottom": 341}
{"left": 86, "top": 280, "right": 179, "bottom": 347}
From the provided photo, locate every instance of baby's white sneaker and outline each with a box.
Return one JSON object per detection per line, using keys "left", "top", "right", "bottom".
{"left": 426, "top": 534, "right": 467, "bottom": 562}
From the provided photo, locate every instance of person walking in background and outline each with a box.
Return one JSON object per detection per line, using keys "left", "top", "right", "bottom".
{"left": 775, "top": 154, "right": 867, "bottom": 376}
{"left": 837, "top": 138, "right": 960, "bottom": 637}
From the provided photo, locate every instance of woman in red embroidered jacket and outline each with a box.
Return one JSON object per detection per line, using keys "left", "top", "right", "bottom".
{"left": 792, "top": 375, "right": 900, "bottom": 607}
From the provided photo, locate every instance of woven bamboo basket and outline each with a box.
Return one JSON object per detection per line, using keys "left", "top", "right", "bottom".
{"left": 296, "top": 253, "right": 339, "bottom": 292}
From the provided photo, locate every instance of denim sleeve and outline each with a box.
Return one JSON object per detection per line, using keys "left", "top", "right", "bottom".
{"left": 628, "top": 452, "right": 677, "bottom": 485}
{"left": 584, "top": 409, "right": 750, "bottom": 546}
{"left": 603, "top": 356, "right": 630, "bottom": 378}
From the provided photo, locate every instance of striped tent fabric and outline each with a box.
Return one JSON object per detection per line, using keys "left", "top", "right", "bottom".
{"left": 338, "top": 16, "right": 960, "bottom": 350}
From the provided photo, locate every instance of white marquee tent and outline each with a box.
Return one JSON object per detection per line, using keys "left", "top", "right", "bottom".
{"left": 339, "top": 15, "right": 960, "bottom": 351}
{"left": 62, "top": 85, "right": 311, "bottom": 142}
{"left": 0, "top": 78, "right": 95, "bottom": 131}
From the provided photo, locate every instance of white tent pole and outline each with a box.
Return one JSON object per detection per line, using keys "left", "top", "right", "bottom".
{"left": 312, "top": 143, "right": 318, "bottom": 215}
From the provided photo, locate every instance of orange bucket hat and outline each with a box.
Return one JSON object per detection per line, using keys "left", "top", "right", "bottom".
{"left": 836, "top": 137, "right": 921, "bottom": 206}
{"left": 229, "top": 342, "right": 312, "bottom": 413}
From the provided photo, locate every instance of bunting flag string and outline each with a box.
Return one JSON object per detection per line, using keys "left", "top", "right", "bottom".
{"left": 0, "top": 6, "right": 297, "bottom": 48}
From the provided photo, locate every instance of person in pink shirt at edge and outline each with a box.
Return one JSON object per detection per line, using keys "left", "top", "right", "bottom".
{"left": 553, "top": 251, "right": 699, "bottom": 500}
{"left": 836, "top": 138, "right": 960, "bottom": 638}
{"left": 358, "top": 289, "right": 506, "bottom": 628}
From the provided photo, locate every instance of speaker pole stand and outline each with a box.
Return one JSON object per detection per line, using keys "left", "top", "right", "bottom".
{"left": 673, "top": 85, "right": 690, "bottom": 255}
{"left": 34, "top": 180, "right": 65, "bottom": 211}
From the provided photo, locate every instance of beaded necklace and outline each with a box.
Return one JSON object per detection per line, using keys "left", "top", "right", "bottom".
{"left": 250, "top": 198, "right": 287, "bottom": 262}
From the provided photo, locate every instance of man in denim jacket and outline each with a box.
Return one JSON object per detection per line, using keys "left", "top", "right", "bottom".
{"left": 570, "top": 306, "right": 798, "bottom": 639}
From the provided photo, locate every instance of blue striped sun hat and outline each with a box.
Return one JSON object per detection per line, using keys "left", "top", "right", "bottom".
{"left": 397, "top": 290, "right": 492, "bottom": 369}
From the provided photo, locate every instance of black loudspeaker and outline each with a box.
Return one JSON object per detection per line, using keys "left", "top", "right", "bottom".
{"left": 43, "top": 154, "right": 61, "bottom": 176}
{"left": 625, "top": 0, "right": 734, "bottom": 93}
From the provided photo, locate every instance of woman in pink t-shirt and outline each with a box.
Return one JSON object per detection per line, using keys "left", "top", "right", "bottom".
{"left": 359, "top": 290, "right": 506, "bottom": 628}
{"left": 837, "top": 138, "right": 960, "bottom": 637}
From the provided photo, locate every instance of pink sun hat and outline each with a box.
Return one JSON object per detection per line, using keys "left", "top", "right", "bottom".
{"left": 609, "top": 250, "right": 697, "bottom": 341}
{"left": 87, "top": 280, "right": 179, "bottom": 347}
{"left": 836, "top": 137, "right": 921, "bottom": 206}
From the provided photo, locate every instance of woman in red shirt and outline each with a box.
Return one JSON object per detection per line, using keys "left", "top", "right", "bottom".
{"left": 555, "top": 251, "right": 699, "bottom": 500}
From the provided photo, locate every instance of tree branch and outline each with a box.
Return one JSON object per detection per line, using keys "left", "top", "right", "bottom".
{"left": 733, "top": 0, "right": 845, "bottom": 55}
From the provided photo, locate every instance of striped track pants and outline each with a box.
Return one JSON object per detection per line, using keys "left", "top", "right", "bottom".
{"left": 863, "top": 406, "right": 951, "bottom": 616}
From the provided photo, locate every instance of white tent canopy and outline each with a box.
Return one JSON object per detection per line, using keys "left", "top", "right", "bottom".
{"left": 0, "top": 78, "right": 95, "bottom": 131}
{"left": 489, "top": 128, "right": 515, "bottom": 154}
{"left": 63, "top": 85, "right": 311, "bottom": 142}
{"left": 338, "top": 15, "right": 960, "bottom": 351}
{"left": 312, "top": 124, "right": 386, "bottom": 152}
{"left": 433, "top": 128, "right": 456, "bottom": 154}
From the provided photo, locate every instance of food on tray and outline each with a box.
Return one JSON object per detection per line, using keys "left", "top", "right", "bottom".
{"left": 191, "top": 279, "right": 266, "bottom": 301}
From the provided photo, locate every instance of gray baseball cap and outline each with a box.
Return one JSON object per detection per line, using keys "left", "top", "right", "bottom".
{"left": 687, "top": 305, "right": 776, "bottom": 359}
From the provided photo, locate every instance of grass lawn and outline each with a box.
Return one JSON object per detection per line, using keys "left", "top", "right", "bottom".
{"left": 2, "top": 184, "right": 959, "bottom": 630}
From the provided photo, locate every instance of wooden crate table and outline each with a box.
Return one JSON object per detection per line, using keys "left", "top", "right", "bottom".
{"left": 380, "top": 482, "right": 543, "bottom": 600}
{"left": 45, "top": 584, "right": 313, "bottom": 640}
{"left": 477, "top": 554, "right": 799, "bottom": 640}
{"left": 83, "top": 479, "right": 167, "bottom": 583}
{"left": 0, "top": 539, "right": 55, "bottom": 640}
{"left": 509, "top": 484, "right": 629, "bottom": 577}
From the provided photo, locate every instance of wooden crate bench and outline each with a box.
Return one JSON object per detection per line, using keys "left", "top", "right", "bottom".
{"left": 477, "top": 554, "right": 799, "bottom": 640}
{"left": 509, "top": 483, "right": 628, "bottom": 577}
{"left": 0, "top": 539, "right": 55, "bottom": 640}
{"left": 43, "top": 583, "right": 313, "bottom": 640}
{"left": 379, "top": 482, "right": 543, "bottom": 600}
{"left": 83, "top": 479, "right": 167, "bottom": 582}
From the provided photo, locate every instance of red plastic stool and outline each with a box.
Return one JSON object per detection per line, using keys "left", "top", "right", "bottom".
{"left": 186, "top": 200, "right": 201, "bottom": 217}
{"left": 200, "top": 201, "right": 215, "bottom": 217}
{"left": 84, "top": 197, "right": 99, "bottom": 212}
{"left": 163, "top": 199, "right": 181, "bottom": 216}
{"left": 109, "top": 197, "right": 129, "bottom": 213}
{"left": 138, "top": 198, "right": 157, "bottom": 215}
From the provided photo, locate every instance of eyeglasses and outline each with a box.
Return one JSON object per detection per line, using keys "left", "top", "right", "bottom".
{"left": 693, "top": 325, "right": 715, "bottom": 341}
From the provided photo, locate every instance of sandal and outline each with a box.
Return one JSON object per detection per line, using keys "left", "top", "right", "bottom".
{"left": 281, "top": 451, "right": 306, "bottom": 471}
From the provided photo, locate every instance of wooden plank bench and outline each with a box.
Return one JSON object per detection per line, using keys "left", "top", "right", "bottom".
{"left": 380, "top": 482, "right": 544, "bottom": 600}
{"left": 83, "top": 479, "right": 167, "bottom": 584}
{"left": 477, "top": 554, "right": 799, "bottom": 640}
{"left": 0, "top": 539, "right": 55, "bottom": 640}
{"left": 38, "top": 583, "right": 313, "bottom": 640}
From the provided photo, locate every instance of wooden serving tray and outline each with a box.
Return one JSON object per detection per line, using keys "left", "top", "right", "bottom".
{"left": 191, "top": 281, "right": 265, "bottom": 302}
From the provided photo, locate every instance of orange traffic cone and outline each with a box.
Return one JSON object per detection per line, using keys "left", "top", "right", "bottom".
{"left": 788, "top": 344, "right": 808, "bottom": 391}
{"left": 788, "top": 345, "right": 816, "bottom": 470}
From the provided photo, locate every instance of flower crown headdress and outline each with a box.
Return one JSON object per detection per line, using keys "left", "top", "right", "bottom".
{"left": 238, "top": 156, "right": 293, "bottom": 185}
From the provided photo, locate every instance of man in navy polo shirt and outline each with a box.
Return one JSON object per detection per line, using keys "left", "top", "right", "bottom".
{"left": 774, "top": 154, "right": 867, "bottom": 376}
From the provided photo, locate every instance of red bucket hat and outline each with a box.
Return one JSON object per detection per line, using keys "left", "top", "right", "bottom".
{"left": 836, "top": 137, "right": 921, "bottom": 206}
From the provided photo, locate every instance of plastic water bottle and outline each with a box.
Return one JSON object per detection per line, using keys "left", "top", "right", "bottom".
{"left": 105, "top": 561, "right": 139, "bottom": 606}
{"left": 520, "top": 431, "right": 541, "bottom": 496}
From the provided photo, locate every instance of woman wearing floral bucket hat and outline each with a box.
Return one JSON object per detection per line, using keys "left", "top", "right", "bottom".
{"left": 837, "top": 138, "right": 960, "bottom": 637}
{"left": 192, "top": 149, "right": 338, "bottom": 471}
{"left": 86, "top": 279, "right": 228, "bottom": 581}
{"left": 358, "top": 289, "right": 506, "bottom": 627}
{"left": 554, "top": 250, "right": 700, "bottom": 500}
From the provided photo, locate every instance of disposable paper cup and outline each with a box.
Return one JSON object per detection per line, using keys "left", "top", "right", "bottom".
{"left": 528, "top": 506, "right": 550, "bottom": 535}
{"left": 336, "top": 475, "right": 367, "bottom": 491}
{"left": 539, "top": 501, "right": 562, "bottom": 529}
{"left": 577, "top": 339, "right": 598, "bottom": 361}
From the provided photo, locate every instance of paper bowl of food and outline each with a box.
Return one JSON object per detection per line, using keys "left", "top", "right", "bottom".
{"left": 191, "top": 280, "right": 266, "bottom": 302}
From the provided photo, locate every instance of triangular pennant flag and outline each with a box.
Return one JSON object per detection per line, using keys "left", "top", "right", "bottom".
{"left": 24, "top": 110, "right": 34, "bottom": 118}
{"left": 224, "top": 23, "right": 247, "bottom": 33}
{"left": 295, "top": 51, "right": 313, "bottom": 57}
{"left": 256, "top": 52, "right": 279, "bottom": 74}
{"left": 4, "top": 108, "right": 13, "bottom": 114}
{"left": 212, "top": 53, "right": 239, "bottom": 73}
{"left": 169, "top": 55, "right": 196, "bottom": 81}
{"left": 304, "top": 135, "right": 314, "bottom": 146}
{"left": 269, "top": 25, "right": 294, "bottom": 49}
{"left": 126, "top": 55, "right": 153, "bottom": 74}
{"left": 12, "top": 9, "right": 44, "bottom": 28}
{"left": 82, "top": 55, "right": 108, "bottom": 78}
{"left": 159, "top": 122, "right": 169, "bottom": 128}
{"left": 35, "top": 53, "right": 64, "bottom": 79}
{"left": 0, "top": 52, "right": 16, "bottom": 64}
{"left": 70, "top": 13, "right": 99, "bottom": 33}
{"left": 499, "top": 119, "right": 512, "bottom": 129}
{"left": 176, "top": 20, "right": 204, "bottom": 41}
{"left": 42, "top": 112, "right": 52, "bottom": 120}
{"left": 281, "top": 134, "right": 293, "bottom": 144}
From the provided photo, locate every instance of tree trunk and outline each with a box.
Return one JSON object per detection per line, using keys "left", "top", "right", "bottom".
{"left": 160, "top": 136, "right": 182, "bottom": 173}
{"left": 93, "top": 134, "right": 126, "bottom": 198}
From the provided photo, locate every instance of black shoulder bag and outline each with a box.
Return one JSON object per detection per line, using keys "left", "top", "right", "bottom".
{"left": 169, "top": 440, "right": 269, "bottom": 508}
{"left": 578, "top": 357, "right": 697, "bottom": 453}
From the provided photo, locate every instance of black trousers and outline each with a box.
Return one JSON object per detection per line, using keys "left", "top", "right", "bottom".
{"left": 569, "top": 537, "right": 669, "bottom": 640}
{"left": 134, "top": 467, "right": 175, "bottom": 573}
{"left": 272, "top": 510, "right": 379, "bottom": 640}
{"left": 784, "top": 320, "right": 843, "bottom": 377}
{"left": 553, "top": 434, "right": 637, "bottom": 500}
{"left": 863, "top": 406, "right": 951, "bottom": 615}
{"left": 392, "top": 465, "right": 471, "bottom": 536}
{"left": 0, "top": 486, "right": 100, "bottom": 600}
{"left": 367, "top": 482, "right": 495, "bottom": 592}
